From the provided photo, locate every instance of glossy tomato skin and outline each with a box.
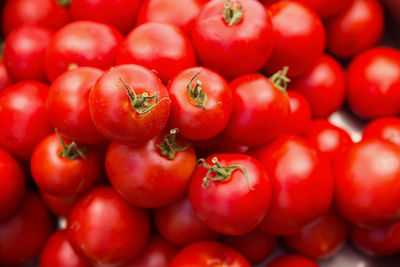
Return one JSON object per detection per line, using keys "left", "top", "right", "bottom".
{"left": 290, "top": 55, "right": 346, "bottom": 118}
{"left": 363, "top": 117, "right": 400, "bottom": 146}
{"left": 263, "top": 1, "right": 325, "bottom": 78}
{"left": 45, "top": 21, "right": 123, "bottom": 82}
{"left": 347, "top": 47, "right": 400, "bottom": 119}
{"left": 169, "top": 241, "right": 251, "bottom": 267}
{"left": 0, "top": 148, "right": 25, "bottom": 222}
{"left": 70, "top": 0, "right": 142, "bottom": 34}
{"left": 154, "top": 197, "right": 220, "bottom": 247}
{"left": 189, "top": 153, "right": 272, "bottom": 235}
{"left": 191, "top": 0, "right": 275, "bottom": 80}
{"left": 0, "top": 81, "right": 52, "bottom": 161}
{"left": 0, "top": 60, "right": 12, "bottom": 92}
{"left": 89, "top": 64, "right": 171, "bottom": 144}
{"left": 285, "top": 91, "right": 312, "bottom": 136}
{"left": 46, "top": 66, "right": 105, "bottom": 144}
{"left": 250, "top": 135, "right": 334, "bottom": 235}
{"left": 325, "top": 0, "right": 384, "bottom": 59}
{"left": 265, "top": 254, "right": 319, "bottom": 267}
{"left": 39, "top": 230, "right": 91, "bottom": 267}
{"left": 1, "top": 0, "right": 70, "bottom": 36}
{"left": 0, "top": 191, "right": 53, "bottom": 266}
{"left": 40, "top": 190, "right": 79, "bottom": 217}
{"left": 105, "top": 131, "right": 196, "bottom": 208}
{"left": 117, "top": 22, "right": 196, "bottom": 84}
{"left": 223, "top": 74, "right": 290, "bottom": 147}
{"left": 167, "top": 66, "right": 233, "bottom": 140}
{"left": 67, "top": 186, "right": 150, "bottom": 265}
{"left": 335, "top": 139, "right": 400, "bottom": 227}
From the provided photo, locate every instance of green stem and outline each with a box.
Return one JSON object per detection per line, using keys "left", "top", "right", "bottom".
{"left": 269, "top": 66, "right": 290, "bottom": 93}
{"left": 56, "top": 0, "right": 71, "bottom": 7}
{"left": 223, "top": 0, "right": 243, "bottom": 26}
{"left": 55, "top": 129, "right": 87, "bottom": 160}
{"left": 156, "top": 128, "right": 190, "bottom": 160}
{"left": 186, "top": 71, "right": 220, "bottom": 110}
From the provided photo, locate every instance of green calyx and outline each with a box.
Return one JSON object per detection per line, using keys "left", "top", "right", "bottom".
{"left": 198, "top": 157, "right": 254, "bottom": 190}
{"left": 223, "top": 0, "right": 243, "bottom": 26}
{"left": 55, "top": 129, "right": 87, "bottom": 160}
{"left": 56, "top": 0, "right": 71, "bottom": 7}
{"left": 156, "top": 128, "right": 190, "bottom": 160}
{"left": 186, "top": 71, "right": 220, "bottom": 110}
{"left": 269, "top": 66, "right": 290, "bottom": 93}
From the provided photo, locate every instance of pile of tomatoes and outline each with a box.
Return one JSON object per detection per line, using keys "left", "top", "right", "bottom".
{"left": 1, "top": 0, "right": 400, "bottom": 266}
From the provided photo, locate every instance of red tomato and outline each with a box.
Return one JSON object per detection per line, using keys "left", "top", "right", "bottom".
{"left": 106, "top": 129, "right": 196, "bottom": 207}
{"left": 222, "top": 229, "right": 277, "bottom": 264}
{"left": 283, "top": 209, "right": 349, "bottom": 259}
{"left": 1, "top": 0, "right": 70, "bottom": 36}
{"left": 0, "top": 81, "right": 52, "bottom": 161}
{"left": 0, "top": 59, "right": 12, "bottom": 92}
{"left": 250, "top": 135, "right": 334, "bottom": 235}
{"left": 116, "top": 22, "right": 196, "bottom": 84}
{"left": 335, "top": 139, "right": 400, "bottom": 227}
{"left": 363, "top": 117, "right": 400, "bottom": 146}
{"left": 0, "top": 148, "right": 25, "bottom": 221}
{"left": 289, "top": 55, "right": 346, "bottom": 118}
{"left": 154, "top": 197, "right": 220, "bottom": 247}
{"left": 67, "top": 186, "right": 150, "bottom": 265}
{"left": 265, "top": 254, "right": 319, "bottom": 267}
{"left": 40, "top": 189, "right": 79, "bottom": 217}
{"left": 89, "top": 64, "right": 171, "bottom": 144}
{"left": 325, "top": 0, "right": 384, "bottom": 59}
{"left": 70, "top": 0, "right": 142, "bottom": 34}
{"left": 347, "top": 47, "right": 400, "bottom": 119}
{"left": 167, "top": 67, "right": 233, "bottom": 140}
{"left": 189, "top": 153, "right": 272, "bottom": 235}
{"left": 223, "top": 73, "right": 290, "bottom": 147}
{"left": 169, "top": 241, "right": 251, "bottom": 267}
{"left": 39, "top": 230, "right": 90, "bottom": 267}
{"left": 285, "top": 91, "right": 312, "bottom": 136}
{"left": 0, "top": 191, "right": 53, "bottom": 266}
{"left": 46, "top": 66, "right": 105, "bottom": 144}
{"left": 45, "top": 21, "right": 123, "bottom": 82}
{"left": 191, "top": 0, "right": 275, "bottom": 79}
{"left": 263, "top": 1, "right": 325, "bottom": 78}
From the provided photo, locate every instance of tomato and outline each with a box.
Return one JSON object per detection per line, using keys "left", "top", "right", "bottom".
{"left": 189, "top": 153, "right": 272, "bottom": 235}
{"left": 89, "top": 64, "right": 171, "bottom": 144}
{"left": 106, "top": 129, "right": 196, "bottom": 207}
{"left": 289, "top": 55, "right": 346, "bottom": 118}
{"left": 223, "top": 73, "right": 290, "bottom": 147}
{"left": 222, "top": 229, "right": 277, "bottom": 264}
{"left": 265, "top": 254, "right": 319, "bottom": 267}
{"left": 1, "top": 0, "right": 70, "bottom": 36}
{"left": 0, "top": 148, "right": 25, "bottom": 222}
{"left": 136, "top": 0, "right": 208, "bottom": 35}
{"left": 167, "top": 66, "right": 233, "bottom": 140}
{"left": 169, "top": 241, "right": 251, "bottom": 267}
{"left": 39, "top": 230, "right": 91, "bottom": 267}
{"left": 283, "top": 209, "right": 349, "bottom": 259}
{"left": 70, "top": 0, "right": 142, "bottom": 34}
{"left": 0, "top": 59, "right": 12, "bottom": 92}
{"left": 363, "top": 117, "right": 400, "bottom": 146}
{"left": 46, "top": 66, "right": 105, "bottom": 144}
{"left": 263, "top": 1, "right": 325, "bottom": 78}
{"left": 285, "top": 91, "right": 312, "bottom": 136}
{"left": 0, "top": 191, "right": 53, "bottom": 266}
{"left": 116, "top": 22, "right": 196, "bottom": 84}
{"left": 0, "top": 81, "right": 52, "bottom": 161}
{"left": 335, "top": 139, "right": 400, "bottom": 227}
{"left": 325, "top": 0, "right": 384, "bottom": 59}
{"left": 347, "top": 47, "right": 400, "bottom": 119}
{"left": 40, "top": 189, "right": 79, "bottom": 217}
{"left": 250, "top": 135, "right": 334, "bottom": 235}
{"left": 154, "top": 197, "right": 220, "bottom": 247}
{"left": 45, "top": 21, "right": 123, "bottom": 82}
{"left": 67, "top": 186, "right": 150, "bottom": 265}
{"left": 191, "top": 0, "right": 275, "bottom": 79}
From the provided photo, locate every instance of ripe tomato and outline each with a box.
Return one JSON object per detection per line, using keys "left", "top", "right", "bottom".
{"left": 0, "top": 148, "right": 25, "bottom": 222}
{"left": 46, "top": 66, "right": 105, "bottom": 144}
{"left": 347, "top": 47, "right": 400, "bottom": 119}
{"left": 116, "top": 22, "right": 196, "bottom": 84}
{"left": 0, "top": 191, "right": 53, "bottom": 266}
{"left": 266, "top": 254, "right": 319, "bottom": 267}
{"left": 223, "top": 73, "right": 290, "bottom": 147}
{"left": 263, "top": 1, "right": 325, "bottom": 78}
{"left": 45, "top": 21, "right": 123, "bottom": 82}
{"left": 40, "top": 189, "right": 79, "bottom": 217}
{"left": 169, "top": 241, "right": 251, "bottom": 267}
{"left": 289, "top": 55, "right": 346, "bottom": 118}
{"left": 89, "top": 64, "right": 171, "bottom": 144}
{"left": 189, "top": 153, "right": 272, "bottom": 235}
{"left": 0, "top": 59, "right": 12, "bottom": 92}
{"left": 285, "top": 91, "right": 312, "bottom": 136}
{"left": 167, "top": 66, "right": 233, "bottom": 140}
{"left": 154, "top": 197, "right": 220, "bottom": 247}
{"left": 325, "top": 0, "right": 384, "bottom": 59}
{"left": 363, "top": 117, "right": 400, "bottom": 146}
{"left": 0, "top": 81, "right": 52, "bottom": 161}
{"left": 250, "top": 135, "right": 334, "bottom": 235}
{"left": 335, "top": 139, "right": 400, "bottom": 227}
{"left": 191, "top": 0, "right": 275, "bottom": 79}
{"left": 67, "top": 186, "right": 150, "bottom": 265}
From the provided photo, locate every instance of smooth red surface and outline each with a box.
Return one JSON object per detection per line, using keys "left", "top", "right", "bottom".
{"left": 285, "top": 91, "right": 312, "bottom": 136}
{"left": 363, "top": 117, "right": 400, "bottom": 146}
{"left": 40, "top": 190, "right": 79, "bottom": 217}
{"left": 265, "top": 254, "right": 319, "bottom": 267}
